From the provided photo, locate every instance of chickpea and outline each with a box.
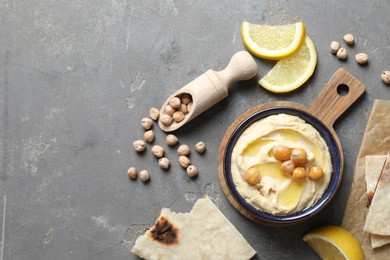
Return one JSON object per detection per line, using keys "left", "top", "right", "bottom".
{"left": 164, "top": 105, "right": 175, "bottom": 116}
{"left": 272, "top": 145, "right": 291, "bottom": 161}
{"left": 144, "top": 130, "right": 155, "bottom": 143}
{"left": 292, "top": 167, "right": 306, "bottom": 181}
{"left": 178, "top": 156, "right": 191, "bottom": 168}
{"left": 160, "top": 114, "right": 173, "bottom": 126}
{"left": 343, "top": 33, "right": 355, "bottom": 45}
{"left": 308, "top": 166, "right": 324, "bottom": 180}
{"left": 244, "top": 167, "right": 261, "bottom": 186}
{"left": 151, "top": 145, "right": 164, "bottom": 158}
{"left": 172, "top": 111, "right": 185, "bottom": 123}
{"left": 381, "top": 70, "right": 390, "bottom": 84}
{"left": 141, "top": 117, "right": 153, "bottom": 130}
{"left": 180, "top": 93, "right": 192, "bottom": 105}
{"left": 186, "top": 165, "right": 198, "bottom": 177}
{"left": 180, "top": 103, "right": 189, "bottom": 114}
{"left": 133, "top": 140, "right": 146, "bottom": 152}
{"left": 127, "top": 167, "right": 137, "bottom": 179}
{"left": 139, "top": 170, "right": 150, "bottom": 182}
{"left": 169, "top": 97, "right": 181, "bottom": 109}
{"left": 291, "top": 148, "right": 307, "bottom": 165}
{"left": 158, "top": 157, "right": 170, "bottom": 170}
{"left": 149, "top": 107, "right": 160, "bottom": 121}
{"left": 330, "top": 41, "right": 340, "bottom": 54}
{"left": 355, "top": 53, "right": 368, "bottom": 65}
{"left": 280, "top": 160, "right": 295, "bottom": 176}
{"left": 166, "top": 134, "right": 178, "bottom": 146}
{"left": 177, "top": 144, "right": 190, "bottom": 156}
{"left": 187, "top": 102, "right": 193, "bottom": 113}
{"left": 194, "top": 141, "right": 206, "bottom": 154}
{"left": 336, "top": 48, "right": 347, "bottom": 60}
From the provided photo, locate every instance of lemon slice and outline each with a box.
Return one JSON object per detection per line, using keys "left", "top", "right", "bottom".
{"left": 241, "top": 21, "right": 306, "bottom": 60}
{"left": 258, "top": 35, "right": 317, "bottom": 93}
{"left": 303, "top": 225, "right": 364, "bottom": 260}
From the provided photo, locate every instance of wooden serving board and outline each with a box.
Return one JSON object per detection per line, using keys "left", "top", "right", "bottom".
{"left": 217, "top": 68, "right": 366, "bottom": 225}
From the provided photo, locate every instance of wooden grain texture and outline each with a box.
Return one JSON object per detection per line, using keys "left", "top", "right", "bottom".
{"left": 217, "top": 68, "right": 365, "bottom": 226}
{"left": 158, "top": 51, "right": 257, "bottom": 132}
{"left": 308, "top": 68, "right": 366, "bottom": 128}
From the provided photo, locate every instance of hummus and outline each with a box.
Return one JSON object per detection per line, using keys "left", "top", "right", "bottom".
{"left": 230, "top": 114, "right": 332, "bottom": 215}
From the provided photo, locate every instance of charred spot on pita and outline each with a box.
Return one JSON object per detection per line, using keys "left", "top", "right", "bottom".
{"left": 149, "top": 216, "right": 179, "bottom": 245}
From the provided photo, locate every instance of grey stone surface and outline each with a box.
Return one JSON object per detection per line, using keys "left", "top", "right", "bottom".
{"left": 0, "top": 0, "right": 389, "bottom": 259}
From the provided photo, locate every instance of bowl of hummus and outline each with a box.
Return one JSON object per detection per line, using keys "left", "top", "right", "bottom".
{"left": 218, "top": 68, "right": 365, "bottom": 226}
{"left": 219, "top": 107, "right": 342, "bottom": 226}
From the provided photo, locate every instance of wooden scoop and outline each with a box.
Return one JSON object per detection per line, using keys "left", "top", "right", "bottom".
{"left": 158, "top": 51, "right": 258, "bottom": 132}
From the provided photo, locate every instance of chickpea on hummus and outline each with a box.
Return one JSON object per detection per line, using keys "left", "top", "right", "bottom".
{"left": 230, "top": 114, "right": 332, "bottom": 215}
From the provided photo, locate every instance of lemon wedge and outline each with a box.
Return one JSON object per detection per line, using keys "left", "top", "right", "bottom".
{"left": 303, "top": 225, "right": 364, "bottom": 260}
{"left": 241, "top": 21, "right": 306, "bottom": 60}
{"left": 258, "top": 35, "right": 317, "bottom": 93}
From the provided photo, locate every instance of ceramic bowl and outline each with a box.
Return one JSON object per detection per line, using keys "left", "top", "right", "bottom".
{"left": 222, "top": 107, "right": 342, "bottom": 226}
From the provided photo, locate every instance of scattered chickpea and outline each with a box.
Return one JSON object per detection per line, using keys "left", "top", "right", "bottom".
{"left": 160, "top": 114, "right": 173, "bottom": 126}
{"left": 169, "top": 97, "right": 181, "bottom": 109}
{"left": 292, "top": 167, "right": 307, "bottom": 181}
{"left": 164, "top": 105, "right": 175, "bottom": 116}
{"left": 336, "top": 48, "right": 347, "bottom": 60}
{"left": 178, "top": 155, "right": 191, "bottom": 168}
{"left": 180, "top": 93, "right": 192, "bottom": 105}
{"left": 144, "top": 130, "right": 155, "bottom": 143}
{"left": 158, "top": 157, "right": 170, "bottom": 170}
{"left": 272, "top": 145, "right": 291, "bottom": 161}
{"left": 166, "top": 134, "right": 178, "bottom": 146}
{"left": 149, "top": 107, "right": 160, "bottom": 121}
{"left": 343, "top": 33, "right": 355, "bottom": 45}
{"left": 141, "top": 117, "right": 153, "bottom": 130}
{"left": 133, "top": 140, "right": 146, "bottom": 152}
{"left": 172, "top": 111, "right": 185, "bottom": 123}
{"left": 127, "top": 167, "right": 137, "bottom": 179}
{"left": 244, "top": 167, "right": 261, "bottom": 186}
{"left": 186, "top": 165, "right": 198, "bottom": 177}
{"left": 177, "top": 144, "right": 190, "bottom": 156}
{"left": 381, "top": 70, "right": 390, "bottom": 84}
{"left": 194, "top": 141, "right": 206, "bottom": 154}
{"left": 291, "top": 148, "right": 307, "bottom": 165}
{"left": 180, "top": 103, "right": 189, "bottom": 114}
{"left": 355, "top": 53, "right": 368, "bottom": 65}
{"left": 280, "top": 160, "right": 295, "bottom": 176}
{"left": 139, "top": 170, "right": 150, "bottom": 182}
{"left": 151, "top": 145, "right": 164, "bottom": 158}
{"left": 308, "top": 166, "right": 324, "bottom": 180}
{"left": 330, "top": 41, "right": 340, "bottom": 54}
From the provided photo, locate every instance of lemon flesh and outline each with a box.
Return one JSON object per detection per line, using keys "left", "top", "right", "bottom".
{"left": 241, "top": 21, "right": 306, "bottom": 60}
{"left": 303, "top": 225, "right": 364, "bottom": 260}
{"left": 258, "top": 35, "right": 317, "bottom": 93}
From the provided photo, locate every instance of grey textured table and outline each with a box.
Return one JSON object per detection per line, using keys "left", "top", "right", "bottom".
{"left": 1, "top": 1, "right": 390, "bottom": 259}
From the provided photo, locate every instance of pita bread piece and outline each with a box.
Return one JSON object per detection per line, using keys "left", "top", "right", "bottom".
{"left": 364, "top": 153, "right": 390, "bottom": 236}
{"left": 131, "top": 196, "right": 256, "bottom": 260}
{"left": 365, "top": 155, "right": 387, "bottom": 207}
{"left": 365, "top": 155, "right": 390, "bottom": 248}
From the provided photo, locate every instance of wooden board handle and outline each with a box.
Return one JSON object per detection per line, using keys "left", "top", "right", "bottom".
{"left": 308, "top": 68, "right": 365, "bottom": 128}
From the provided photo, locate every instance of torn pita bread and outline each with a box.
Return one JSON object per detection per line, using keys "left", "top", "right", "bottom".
{"left": 364, "top": 153, "right": 390, "bottom": 237}
{"left": 131, "top": 196, "right": 256, "bottom": 260}
{"left": 365, "top": 155, "right": 390, "bottom": 248}
{"left": 365, "top": 155, "right": 387, "bottom": 207}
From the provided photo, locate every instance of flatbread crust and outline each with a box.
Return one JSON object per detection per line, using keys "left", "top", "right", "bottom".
{"left": 364, "top": 153, "right": 390, "bottom": 237}
{"left": 131, "top": 196, "right": 256, "bottom": 260}
{"left": 365, "top": 155, "right": 390, "bottom": 248}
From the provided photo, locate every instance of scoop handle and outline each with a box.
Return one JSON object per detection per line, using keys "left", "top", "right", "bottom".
{"left": 213, "top": 51, "right": 258, "bottom": 89}
{"left": 308, "top": 68, "right": 365, "bottom": 128}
